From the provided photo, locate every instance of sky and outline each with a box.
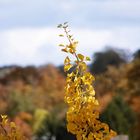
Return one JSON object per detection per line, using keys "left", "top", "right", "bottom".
{"left": 0, "top": 0, "right": 140, "bottom": 66}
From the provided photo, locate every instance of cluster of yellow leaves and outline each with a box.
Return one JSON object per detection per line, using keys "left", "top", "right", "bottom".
{"left": 0, "top": 115, "right": 27, "bottom": 140}
{"left": 58, "top": 22, "right": 116, "bottom": 140}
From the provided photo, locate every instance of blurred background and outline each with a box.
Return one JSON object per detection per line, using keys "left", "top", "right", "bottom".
{"left": 0, "top": 0, "right": 140, "bottom": 140}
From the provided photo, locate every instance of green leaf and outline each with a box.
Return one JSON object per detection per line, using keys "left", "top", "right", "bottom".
{"left": 64, "top": 22, "right": 68, "bottom": 25}
{"left": 59, "top": 34, "right": 64, "bottom": 37}
{"left": 59, "top": 44, "right": 65, "bottom": 47}
{"left": 86, "top": 56, "right": 91, "bottom": 61}
{"left": 68, "top": 35, "right": 72, "bottom": 38}
{"left": 57, "top": 24, "right": 62, "bottom": 28}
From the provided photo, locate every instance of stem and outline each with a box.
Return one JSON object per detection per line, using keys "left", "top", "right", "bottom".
{"left": 64, "top": 27, "right": 72, "bottom": 45}
{"left": 74, "top": 52, "right": 79, "bottom": 63}
{"left": 63, "top": 27, "right": 80, "bottom": 62}
{"left": 0, "top": 123, "right": 7, "bottom": 135}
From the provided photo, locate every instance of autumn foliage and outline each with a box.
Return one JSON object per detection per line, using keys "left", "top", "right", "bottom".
{"left": 0, "top": 24, "right": 139, "bottom": 140}
{"left": 0, "top": 115, "right": 27, "bottom": 140}
{"left": 58, "top": 22, "right": 116, "bottom": 140}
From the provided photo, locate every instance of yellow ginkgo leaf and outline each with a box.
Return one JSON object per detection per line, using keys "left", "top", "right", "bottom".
{"left": 61, "top": 48, "right": 68, "bottom": 52}
{"left": 69, "top": 48, "right": 75, "bottom": 54}
{"left": 58, "top": 22, "right": 117, "bottom": 140}
{"left": 77, "top": 54, "right": 84, "bottom": 61}
{"left": 1, "top": 115, "right": 7, "bottom": 119}
{"left": 68, "top": 43, "right": 77, "bottom": 49}
{"left": 64, "top": 56, "right": 71, "bottom": 64}
{"left": 10, "top": 122, "right": 16, "bottom": 128}
{"left": 64, "top": 64, "right": 73, "bottom": 72}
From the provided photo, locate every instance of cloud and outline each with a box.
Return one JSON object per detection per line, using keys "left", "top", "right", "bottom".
{"left": 0, "top": 26, "right": 139, "bottom": 66}
{"left": 0, "top": 27, "right": 63, "bottom": 66}
{"left": 0, "top": 0, "right": 140, "bottom": 29}
{"left": 0, "top": 0, "right": 140, "bottom": 66}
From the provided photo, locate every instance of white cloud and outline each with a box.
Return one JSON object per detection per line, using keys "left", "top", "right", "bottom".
{"left": 0, "top": 27, "right": 63, "bottom": 66}
{"left": 0, "top": 26, "right": 139, "bottom": 66}
{"left": 0, "top": 0, "right": 140, "bottom": 29}
{"left": 0, "top": 0, "right": 140, "bottom": 66}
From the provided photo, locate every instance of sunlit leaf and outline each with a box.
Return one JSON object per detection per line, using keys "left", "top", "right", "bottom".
{"left": 61, "top": 48, "right": 68, "bottom": 52}
{"left": 64, "top": 56, "right": 71, "bottom": 64}
{"left": 64, "top": 64, "right": 73, "bottom": 72}
{"left": 77, "top": 54, "right": 84, "bottom": 61}
{"left": 58, "top": 22, "right": 117, "bottom": 140}
{"left": 10, "top": 122, "right": 16, "bottom": 128}
{"left": 69, "top": 48, "right": 75, "bottom": 54}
